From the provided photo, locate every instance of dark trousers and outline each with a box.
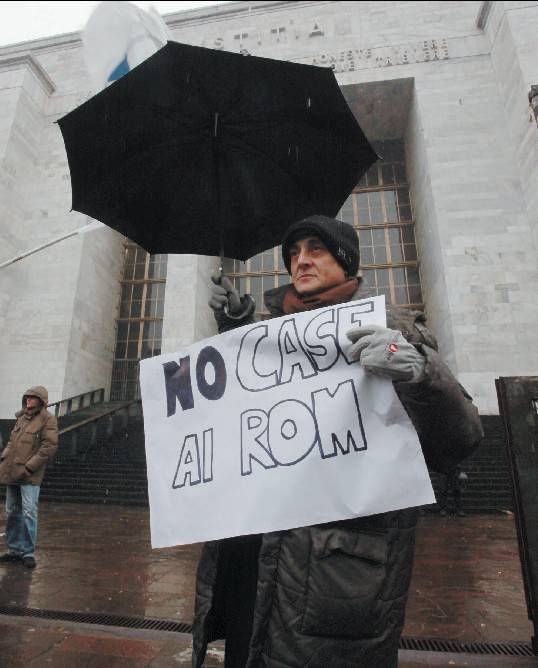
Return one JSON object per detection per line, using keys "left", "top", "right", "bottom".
{"left": 438, "top": 475, "right": 464, "bottom": 513}
{"left": 214, "top": 534, "right": 262, "bottom": 668}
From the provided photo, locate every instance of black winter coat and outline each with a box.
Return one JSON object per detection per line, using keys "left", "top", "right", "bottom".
{"left": 193, "top": 287, "right": 483, "bottom": 667}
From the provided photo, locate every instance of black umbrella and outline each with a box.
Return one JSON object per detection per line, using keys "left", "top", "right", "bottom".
{"left": 58, "top": 41, "right": 377, "bottom": 261}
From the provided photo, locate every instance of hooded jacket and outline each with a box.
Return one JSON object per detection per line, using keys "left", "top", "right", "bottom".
{"left": 0, "top": 386, "right": 59, "bottom": 486}
{"left": 193, "top": 285, "right": 483, "bottom": 667}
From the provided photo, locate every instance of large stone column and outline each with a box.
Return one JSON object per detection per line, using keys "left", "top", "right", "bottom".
{"left": 0, "top": 54, "right": 124, "bottom": 416}
{"left": 406, "top": 53, "right": 538, "bottom": 414}
{"left": 161, "top": 254, "right": 218, "bottom": 354}
{"left": 481, "top": 1, "right": 538, "bottom": 258}
{"left": 0, "top": 55, "right": 60, "bottom": 417}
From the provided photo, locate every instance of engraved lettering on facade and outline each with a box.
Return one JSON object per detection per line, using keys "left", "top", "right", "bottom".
{"left": 270, "top": 26, "right": 287, "bottom": 43}
{"left": 234, "top": 31, "right": 249, "bottom": 45}
{"left": 311, "top": 38, "right": 449, "bottom": 73}
{"left": 234, "top": 30, "right": 253, "bottom": 54}
{"left": 309, "top": 21, "right": 325, "bottom": 37}
{"left": 198, "top": 24, "right": 449, "bottom": 72}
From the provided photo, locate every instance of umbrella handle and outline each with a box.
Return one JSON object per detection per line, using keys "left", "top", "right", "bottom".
{"left": 212, "top": 271, "right": 248, "bottom": 318}
{"left": 224, "top": 294, "right": 255, "bottom": 320}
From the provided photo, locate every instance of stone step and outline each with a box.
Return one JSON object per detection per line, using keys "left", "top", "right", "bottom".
{"left": 39, "top": 494, "right": 148, "bottom": 506}
{"left": 47, "top": 467, "right": 147, "bottom": 476}
{"left": 12, "top": 415, "right": 515, "bottom": 511}
{"left": 41, "top": 481, "right": 148, "bottom": 491}
{"left": 40, "top": 485, "right": 148, "bottom": 498}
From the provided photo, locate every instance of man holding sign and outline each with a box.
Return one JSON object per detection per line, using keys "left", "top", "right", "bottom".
{"left": 191, "top": 215, "right": 483, "bottom": 667}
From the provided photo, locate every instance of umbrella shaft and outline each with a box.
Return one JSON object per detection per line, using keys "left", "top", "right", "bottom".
{"left": 212, "top": 125, "right": 225, "bottom": 275}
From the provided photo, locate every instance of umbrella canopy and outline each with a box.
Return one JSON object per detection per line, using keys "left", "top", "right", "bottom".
{"left": 58, "top": 41, "right": 377, "bottom": 260}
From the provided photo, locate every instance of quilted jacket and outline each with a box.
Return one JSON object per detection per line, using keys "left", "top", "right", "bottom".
{"left": 193, "top": 286, "right": 483, "bottom": 667}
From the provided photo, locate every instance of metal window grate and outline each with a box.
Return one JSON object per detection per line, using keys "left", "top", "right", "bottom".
{"left": 111, "top": 243, "right": 167, "bottom": 401}
{"left": 0, "top": 606, "right": 533, "bottom": 657}
{"left": 399, "top": 635, "right": 534, "bottom": 656}
{"left": 0, "top": 605, "right": 192, "bottom": 634}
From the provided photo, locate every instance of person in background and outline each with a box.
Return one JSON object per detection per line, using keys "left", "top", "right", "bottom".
{"left": 0, "top": 386, "right": 58, "bottom": 568}
{"left": 193, "top": 215, "right": 483, "bottom": 667}
{"left": 438, "top": 465, "right": 469, "bottom": 517}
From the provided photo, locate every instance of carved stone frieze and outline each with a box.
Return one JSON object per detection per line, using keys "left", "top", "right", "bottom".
{"left": 311, "top": 38, "right": 449, "bottom": 73}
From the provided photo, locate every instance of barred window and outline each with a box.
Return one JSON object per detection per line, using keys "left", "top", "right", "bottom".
{"left": 110, "top": 244, "right": 167, "bottom": 401}
{"left": 345, "top": 139, "right": 423, "bottom": 308}
{"left": 226, "top": 138, "right": 422, "bottom": 315}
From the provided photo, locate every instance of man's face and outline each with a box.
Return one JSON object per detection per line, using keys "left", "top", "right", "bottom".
{"left": 25, "top": 396, "right": 40, "bottom": 410}
{"left": 289, "top": 236, "right": 346, "bottom": 295}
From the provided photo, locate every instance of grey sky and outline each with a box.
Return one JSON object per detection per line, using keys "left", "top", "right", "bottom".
{"left": 0, "top": 1, "right": 232, "bottom": 47}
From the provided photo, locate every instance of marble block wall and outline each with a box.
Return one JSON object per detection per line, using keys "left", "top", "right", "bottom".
{"left": 1, "top": 1, "right": 537, "bottom": 416}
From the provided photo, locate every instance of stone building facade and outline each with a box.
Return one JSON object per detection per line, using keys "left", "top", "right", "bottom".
{"left": 0, "top": 1, "right": 537, "bottom": 417}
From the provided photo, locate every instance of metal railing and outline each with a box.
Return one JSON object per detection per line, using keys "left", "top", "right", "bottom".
{"left": 48, "top": 389, "right": 105, "bottom": 418}
{"left": 58, "top": 399, "right": 141, "bottom": 460}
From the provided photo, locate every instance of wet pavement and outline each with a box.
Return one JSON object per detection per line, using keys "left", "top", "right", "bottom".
{"left": 0, "top": 502, "right": 536, "bottom": 666}
{"left": 407, "top": 510, "right": 533, "bottom": 642}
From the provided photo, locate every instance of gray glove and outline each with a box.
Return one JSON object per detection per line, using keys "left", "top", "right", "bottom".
{"left": 209, "top": 274, "right": 256, "bottom": 320}
{"left": 346, "top": 324, "right": 426, "bottom": 382}
{"left": 209, "top": 275, "right": 242, "bottom": 314}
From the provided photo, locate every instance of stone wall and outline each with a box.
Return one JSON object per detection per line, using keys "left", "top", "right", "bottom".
{"left": 1, "top": 1, "right": 538, "bottom": 416}
{"left": 484, "top": 1, "right": 538, "bottom": 290}
{"left": 161, "top": 254, "right": 217, "bottom": 354}
{"left": 0, "top": 56, "right": 70, "bottom": 415}
{"left": 0, "top": 47, "right": 123, "bottom": 416}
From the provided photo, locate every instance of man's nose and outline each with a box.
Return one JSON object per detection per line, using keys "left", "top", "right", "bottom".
{"left": 297, "top": 249, "right": 311, "bottom": 265}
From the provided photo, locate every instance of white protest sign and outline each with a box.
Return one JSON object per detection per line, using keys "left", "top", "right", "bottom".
{"left": 140, "top": 295, "right": 435, "bottom": 548}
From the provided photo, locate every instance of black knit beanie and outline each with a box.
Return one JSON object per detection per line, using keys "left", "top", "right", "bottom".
{"left": 281, "top": 215, "right": 360, "bottom": 276}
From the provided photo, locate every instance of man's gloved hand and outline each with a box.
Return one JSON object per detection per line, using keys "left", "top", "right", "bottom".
{"left": 209, "top": 274, "right": 243, "bottom": 315}
{"left": 346, "top": 324, "right": 426, "bottom": 382}
{"left": 209, "top": 274, "right": 256, "bottom": 320}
